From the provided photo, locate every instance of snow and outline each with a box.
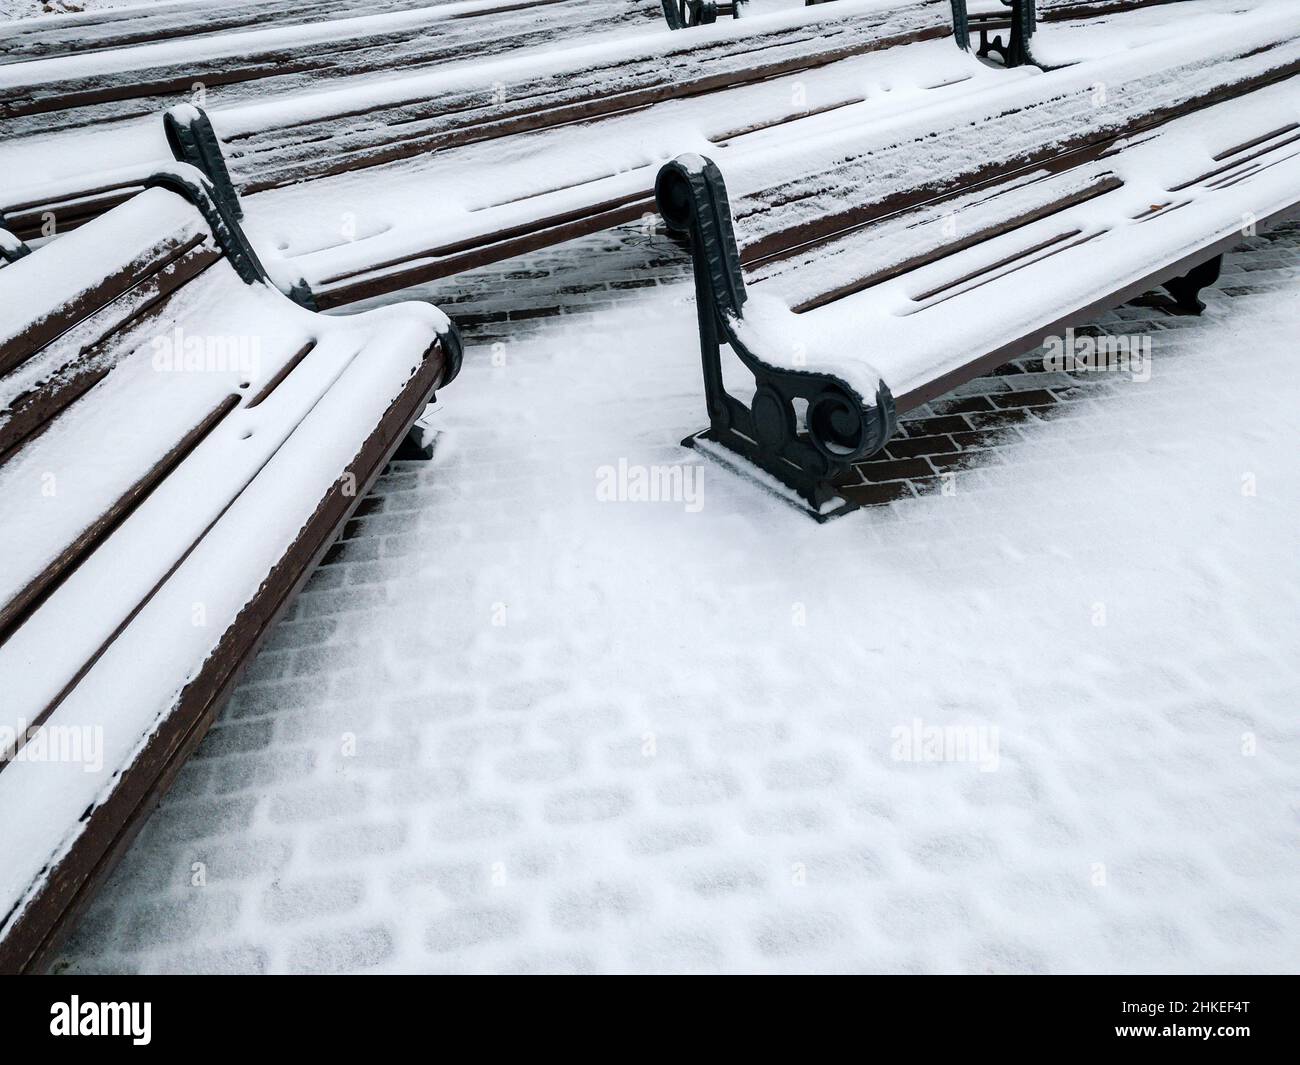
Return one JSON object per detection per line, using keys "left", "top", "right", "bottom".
{"left": 136, "top": 1, "right": 1300, "bottom": 307}
{"left": 50, "top": 237, "right": 1300, "bottom": 974}
{"left": 2, "top": 1, "right": 138, "bottom": 15}
{"left": 3, "top": 0, "right": 1297, "bottom": 976}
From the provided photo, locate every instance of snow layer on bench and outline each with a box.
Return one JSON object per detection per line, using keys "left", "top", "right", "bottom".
{"left": 0, "top": 0, "right": 666, "bottom": 136}
{"left": 0, "top": 191, "right": 203, "bottom": 371}
{"left": 721, "top": 8, "right": 1300, "bottom": 399}
{"left": 1032, "top": 0, "right": 1276, "bottom": 66}
{"left": 268, "top": 39, "right": 1021, "bottom": 293}
{"left": 0, "top": 0, "right": 949, "bottom": 227}
{"left": 0, "top": 200, "right": 449, "bottom": 943}
{"left": 226, "top": 0, "right": 1286, "bottom": 292}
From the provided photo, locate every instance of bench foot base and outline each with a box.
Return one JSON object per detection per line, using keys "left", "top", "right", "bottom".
{"left": 1161, "top": 254, "right": 1223, "bottom": 316}
{"left": 684, "top": 428, "right": 858, "bottom": 522}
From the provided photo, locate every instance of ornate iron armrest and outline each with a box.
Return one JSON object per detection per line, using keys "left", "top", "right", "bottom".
{"left": 655, "top": 155, "right": 896, "bottom": 512}
{"left": 144, "top": 162, "right": 463, "bottom": 382}
{"left": 163, "top": 104, "right": 323, "bottom": 310}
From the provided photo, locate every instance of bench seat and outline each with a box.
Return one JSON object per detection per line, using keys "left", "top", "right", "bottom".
{"left": 655, "top": 7, "right": 1300, "bottom": 513}
{"left": 0, "top": 171, "right": 460, "bottom": 972}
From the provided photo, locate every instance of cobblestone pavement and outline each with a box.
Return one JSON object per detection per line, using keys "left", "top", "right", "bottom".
{"left": 53, "top": 217, "right": 1299, "bottom": 974}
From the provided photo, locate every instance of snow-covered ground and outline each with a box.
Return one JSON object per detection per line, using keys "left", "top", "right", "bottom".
{"left": 53, "top": 219, "right": 1300, "bottom": 974}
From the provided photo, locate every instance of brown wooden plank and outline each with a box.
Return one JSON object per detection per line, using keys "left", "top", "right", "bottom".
{"left": 230, "top": 23, "right": 953, "bottom": 193}
{"left": 0, "top": 244, "right": 223, "bottom": 463}
{"left": 0, "top": 395, "right": 241, "bottom": 660}
{"left": 1170, "top": 130, "right": 1300, "bottom": 191}
{"left": 3, "top": 187, "right": 142, "bottom": 243}
{"left": 909, "top": 228, "right": 1097, "bottom": 304}
{"left": 0, "top": 231, "right": 211, "bottom": 378}
{"left": 735, "top": 53, "right": 1300, "bottom": 270}
{"left": 314, "top": 193, "right": 654, "bottom": 307}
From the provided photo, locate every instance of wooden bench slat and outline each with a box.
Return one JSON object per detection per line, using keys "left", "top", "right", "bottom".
{"left": 723, "top": 10, "right": 1299, "bottom": 267}
{"left": 0, "top": 394, "right": 240, "bottom": 653}
{"left": 0, "top": 0, "right": 958, "bottom": 245}
{"left": 0, "top": 194, "right": 211, "bottom": 378}
{"left": 758, "top": 82, "right": 1300, "bottom": 404}
{"left": 0, "top": 315, "right": 383, "bottom": 742}
{"left": 0, "top": 242, "right": 223, "bottom": 464}
{"left": 0, "top": 317, "right": 444, "bottom": 972}
{"left": 781, "top": 173, "right": 1125, "bottom": 313}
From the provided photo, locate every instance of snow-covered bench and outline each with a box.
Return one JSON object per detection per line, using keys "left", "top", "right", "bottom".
{"left": 0, "top": 168, "right": 460, "bottom": 973}
{"left": 654, "top": 9, "right": 1300, "bottom": 515}
{"left": 1037, "top": 0, "right": 1183, "bottom": 19}
{"left": 0, "top": 0, "right": 666, "bottom": 139}
{"left": 0, "top": 0, "right": 963, "bottom": 248}
{"left": 156, "top": 0, "right": 977, "bottom": 309}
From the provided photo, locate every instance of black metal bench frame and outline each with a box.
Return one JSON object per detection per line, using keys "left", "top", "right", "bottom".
{"left": 656, "top": 158, "right": 897, "bottom": 514}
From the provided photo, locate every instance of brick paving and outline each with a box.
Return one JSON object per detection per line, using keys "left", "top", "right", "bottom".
{"left": 51, "top": 215, "right": 1299, "bottom": 974}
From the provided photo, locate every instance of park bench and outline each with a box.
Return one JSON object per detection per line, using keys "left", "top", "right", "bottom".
{"left": 0, "top": 167, "right": 461, "bottom": 973}
{"left": 653, "top": 10, "right": 1300, "bottom": 516}
{"left": 0, "top": 0, "right": 969, "bottom": 246}
{"left": 0, "top": 0, "right": 666, "bottom": 139}
{"left": 159, "top": 0, "right": 1016, "bottom": 309}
